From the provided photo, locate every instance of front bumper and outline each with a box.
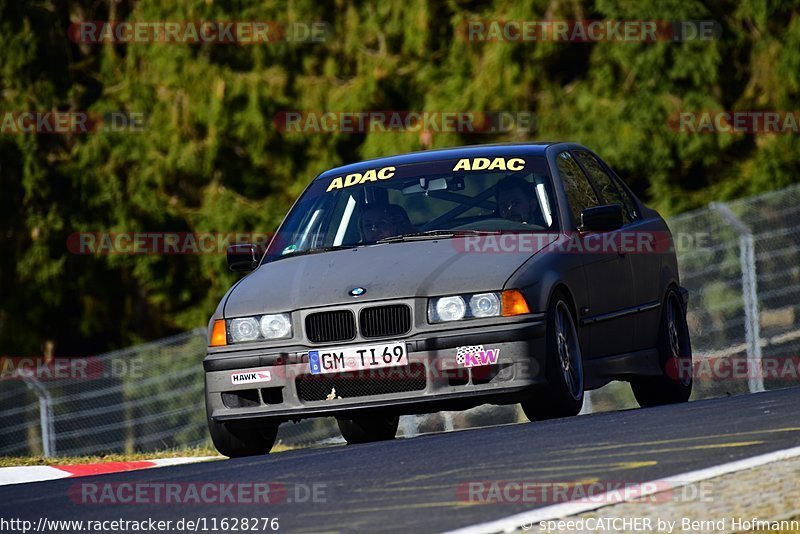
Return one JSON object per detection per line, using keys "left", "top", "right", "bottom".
{"left": 205, "top": 317, "right": 547, "bottom": 423}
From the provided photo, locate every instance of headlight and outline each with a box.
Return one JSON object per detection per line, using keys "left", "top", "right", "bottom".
{"left": 434, "top": 296, "right": 467, "bottom": 322}
{"left": 227, "top": 313, "right": 293, "bottom": 344}
{"left": 428, "top": 290, "right": 528, "bottom": 323}
{"left": 229, "top": 317, "right": 260, "bottom": 342}
{"left": 260, "top": 313, "right": 292, "bottom": 339}
{"left": 470, "top": 293, "right": 501, "bottom": 318}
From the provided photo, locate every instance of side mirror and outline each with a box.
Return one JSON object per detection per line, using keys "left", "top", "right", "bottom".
{"left": 227, "top": 244, "right": 259, "bottom": 272}
{"left": 580, "top": 204, "right": 624, "bottom": 232}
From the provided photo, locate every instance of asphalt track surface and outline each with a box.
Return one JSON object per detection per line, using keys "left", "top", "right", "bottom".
{"left": 3, "top": 387, "right": 800, "bottom": 533}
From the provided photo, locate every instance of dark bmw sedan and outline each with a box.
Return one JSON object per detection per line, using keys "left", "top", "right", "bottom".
{"left": 204, "top": 142, "right": 693, "bottom": 457}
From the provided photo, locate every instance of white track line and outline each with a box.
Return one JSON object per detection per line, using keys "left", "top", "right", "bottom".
{"left": 0, "top": 466, "right": 73, "bottom": 486}
{"left": 0, "top": 456, "right": 221, "bottom": 486}
{"left": 447, "top": 444, "right": 800, "bottom": 533}
{"left": 147, "top": 456, "right": 221, "bottom": 468}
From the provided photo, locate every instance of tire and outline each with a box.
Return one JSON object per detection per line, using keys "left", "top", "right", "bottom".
{"left": 206, "top": 401, "right": 279, "bottom": 457}
{"left": 337, "top": 415, "right": 399, "bottom": 444}
{"left": 631, "top": 288, "right": 693, "bottom": 407}
{"left": 521, "top": 290, "right": 584, "bottom": 421}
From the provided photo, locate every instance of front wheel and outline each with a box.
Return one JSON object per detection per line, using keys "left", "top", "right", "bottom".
{"left": 631, "top": 289, "right": 693, "bottom": 407}
{"left": 206, "top": 397, "right": 279, "bottom": 457}
{"left": 521, "top": 291, "right": 584, "bottom": 421}
{"left": 337, "top": 415, "right": 399, "bottom": 444}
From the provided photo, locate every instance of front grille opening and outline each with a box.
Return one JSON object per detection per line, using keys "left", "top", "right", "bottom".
{"left": 221, "top": 389, "right": 260, "bottom": 409}
{"left": 295, "top": 363, "right": 426, "bottom": 402}
{"left": 306, "top": 310, "right": 357, "bottom": 343}
{"left": 444, "top": 368, "right": 469, "bottom": 387}
{"left": 261, "top": 387, "right": 284, "bottom": 405}
{"left": 360, "top": 304, "right": 412, "bottom": 338}
{"left": 471, "top": 364, "right": 501, "bottom": 385}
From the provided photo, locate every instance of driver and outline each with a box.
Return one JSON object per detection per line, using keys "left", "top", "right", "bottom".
{"left": 360, "top": 203, "right": 416, "bottom": 242}
{"left": 360, "top": 204, "right": 397, "bottom": 242}
{"left": 495, "top": 176, "right": 545, "bottom": 226}
{"left": 386, "top": 204, "right": 416, "bottom": 234}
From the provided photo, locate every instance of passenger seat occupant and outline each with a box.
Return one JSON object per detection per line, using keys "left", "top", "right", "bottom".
{"left": 495, "top": 176, "right": 546, "bottom": 227}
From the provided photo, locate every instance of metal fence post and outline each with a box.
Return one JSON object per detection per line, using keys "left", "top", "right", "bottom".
{"left": 709, "top": 202, "right": 764, "bottom": 393}
{"left": 20, "top": 374, "right": 56, "bottom": 457}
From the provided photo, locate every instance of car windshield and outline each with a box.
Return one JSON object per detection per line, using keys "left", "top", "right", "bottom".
{"left": 263, "top": 155, "right": 556, "bottom": 263}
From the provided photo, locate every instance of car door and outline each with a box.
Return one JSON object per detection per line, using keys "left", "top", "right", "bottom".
{"left": 556, "top": 151, "right": 635, "bottom": 358}
{"left": 574, "top": 150, "right": 663, "bottom": 352}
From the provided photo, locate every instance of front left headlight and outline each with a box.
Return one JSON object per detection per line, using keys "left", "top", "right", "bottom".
{"left": 469, "top": 293, "right": 501, "bottom": 318}
{"left": 429, "top": 292, "right": 501, "bottom": 323}
{"left": 227, "top": 313, "right": 293, "bottom": 343}
{"left": 428, "top": 290, "right": 529, "bottom": 323}
{"left": 435, "top": 295, "right": 467, "bottom": 322}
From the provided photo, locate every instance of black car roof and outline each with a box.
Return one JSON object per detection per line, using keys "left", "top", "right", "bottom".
{"left": 315, "top": 142, "right": 561, "bottom": 180}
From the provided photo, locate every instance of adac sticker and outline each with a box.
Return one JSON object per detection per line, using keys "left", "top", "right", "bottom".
{"left": 456, "top": 345, "right": 500, "bottom": 367}
{"left": 230, "top": 370, "right": 272, "bottom": 385}
{"left": 326, "top": 166, "right": 396, "bottom": 192}
{"left": 452, "top": 157, "right": 525, "bottom": 172}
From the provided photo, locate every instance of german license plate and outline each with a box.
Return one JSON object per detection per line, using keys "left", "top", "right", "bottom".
{"left": 308, "top": 342, "right": 407, "bottom": 375}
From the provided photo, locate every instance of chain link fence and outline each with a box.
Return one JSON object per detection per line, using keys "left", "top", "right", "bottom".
{"left": 4, "top": 184, "right": 800, "bottom": 457}
{"left": 0, "top": 330, "right": 209, "bottom": 456}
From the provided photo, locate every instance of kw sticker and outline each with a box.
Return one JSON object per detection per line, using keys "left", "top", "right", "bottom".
{"left": 231, "top": 370, "right": 272, "bottom": 384}
{"left": 456, "top": 345, "right": 500, "bottom": 367}
{"left": 326, "top": 166, "right": 396, "bottom": 192}
{"left": 452, "top": 157, "right": 524, "bottom": 172}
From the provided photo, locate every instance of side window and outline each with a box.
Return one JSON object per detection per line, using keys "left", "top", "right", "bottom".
{"left": 574, "top": 151, "right": 639, "bottom": 223}
{"left": 611, "top": 175, "right": 640, "bottom": 221}
{"left": 556, "top": 151, "right": 599, "bottom": 227}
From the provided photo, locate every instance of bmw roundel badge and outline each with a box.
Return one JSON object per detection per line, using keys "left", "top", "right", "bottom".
{"left": 349, "top": 287, "right": 366, "bottom": 297}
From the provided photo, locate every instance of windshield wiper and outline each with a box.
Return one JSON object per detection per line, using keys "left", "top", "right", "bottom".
{"left": 375, "top": 229, "right": 500, "bottom": 244}
{"left": 268, "top": 244, "right": 359, "bottom": 262}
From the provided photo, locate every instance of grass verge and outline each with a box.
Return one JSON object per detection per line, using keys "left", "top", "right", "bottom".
{"left": 0, "top": 441, "right": 300, "bottom": 467}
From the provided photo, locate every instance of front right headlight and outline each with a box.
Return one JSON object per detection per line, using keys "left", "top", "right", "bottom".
{"left": 227, "top": 313, "right": 293, "bottom": 343}
{"left": 229, "top": 317, "right": 260, "bottom": 342}
{"left": 260, "top": 314, "right": 292, "bottom": 339}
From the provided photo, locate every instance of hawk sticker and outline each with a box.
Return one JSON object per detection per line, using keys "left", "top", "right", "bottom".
{"left": 230, "top": 370, "right": 272, "bottom": 385}
{"left": 456, "top": 345, "right": 500, "bottom": 367}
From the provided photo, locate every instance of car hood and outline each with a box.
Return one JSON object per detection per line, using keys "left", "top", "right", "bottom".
{"left": 223, "top": 236, "right": 556, "bottom": 316}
